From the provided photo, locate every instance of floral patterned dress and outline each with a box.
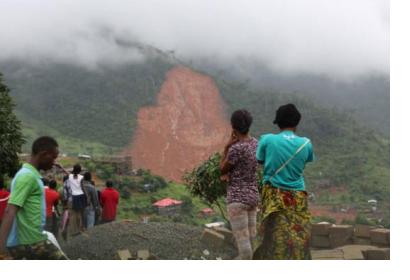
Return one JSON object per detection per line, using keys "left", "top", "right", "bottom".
{"left": 253, "top": 185, "right": 312, "bottom": 260}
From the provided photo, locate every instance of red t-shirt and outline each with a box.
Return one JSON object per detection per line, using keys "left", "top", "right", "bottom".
{"left": 45, "top": 187, "right": 60, "bottom": 218}
{"left": 0, "top": 189, "right": 10, "bottom": 221}
{"left": 100, "top": 187, "right": 119, "bottom": 221}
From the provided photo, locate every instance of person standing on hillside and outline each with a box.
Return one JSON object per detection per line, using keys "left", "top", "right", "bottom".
{"left": 253, "top": 104, "right": 315, "bottom": 260}
{"left": 0, "top": 136, "right": 67, "bottom": 259}
{"left": 0, "top": 177, "right": 10, "bottom": 226}
{"left": 66, "top": 164, "right": 87, "bottom": 235}
{"left": 82, "top": 172, "right": 101, "bottom": 228}
{"left": 100, "top": 180, "right": 119, "bottom": 223}
{"left": 44, "top": 179, "right": 61, "bottom": 237}
{"left": 220, "top": 109, "right": 259, "bottom": 260}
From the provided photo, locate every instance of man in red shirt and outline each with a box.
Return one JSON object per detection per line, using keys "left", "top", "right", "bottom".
{"left": 0, "top": 177, "right": 10, "bottom": 226}
{"left": 44, "top": 179, "right": 60, "bottom": 236}
{"left": 100, "top": 180, "right": 119, "bottom": 223}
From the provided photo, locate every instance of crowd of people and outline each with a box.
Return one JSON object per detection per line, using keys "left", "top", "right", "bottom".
{"left": 0, "top": 137, "right": 120, "bottom": 259}
{"left": 0, "top": 103, "right": 314, "bottom": 260}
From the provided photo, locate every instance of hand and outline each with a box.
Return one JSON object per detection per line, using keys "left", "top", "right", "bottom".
{"left": 224, "top": 131, "right": 239, "bottom": 153}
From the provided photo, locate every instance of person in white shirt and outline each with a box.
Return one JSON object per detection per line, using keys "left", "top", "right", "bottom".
{"left": 67, "top": 164, "right": 87, "bottom": 235}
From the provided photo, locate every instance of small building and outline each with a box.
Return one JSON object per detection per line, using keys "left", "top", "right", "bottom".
{"left": 204, "top": 221, "right": 225, "bottom": 229}
{"left": 78, "top": 154, "right": 92, "bottom": 160}
{"left": 152, "top": 198, "right": 183, "bottom": 216}
{"left": 199, "top": 208, "right": 215, "bottom": 217}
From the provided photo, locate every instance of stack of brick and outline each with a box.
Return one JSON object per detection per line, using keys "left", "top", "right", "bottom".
{"left": 369, "top": 228, "right": 390, "bottom": 247}
{"left": 328, "top": 225, "right": 354, "bottom": 248}
{"left": 310, "top": 222, "right": 390, "bottom": 250}
{"left": 353, "top": 225, "right": 374, "bottom": 245}
{"left": 310, "top": 222, "right": 332, "bottom": 248}
{"left": 362, "top": 248, "right": 390, "bottom": 260}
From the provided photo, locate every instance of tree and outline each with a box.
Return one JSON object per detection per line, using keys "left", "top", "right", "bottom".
{"left": 0, "top": 73, "right": 25, "bottom": 177}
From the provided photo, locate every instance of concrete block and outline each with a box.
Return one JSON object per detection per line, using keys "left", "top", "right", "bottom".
{"left": 329, "top": 225, "right": 354, "bottom": 248}
{"left": 200, "top": 229, "right": 225, "bottom": 250}
{"left": 214, "top": 227, "right": 235, "bottom": 246}
{"left": 353, "top": 237, "right": 372, "bottom": 246}
{"left": 354, "top": 225, "right": 374, "bottom": 238}
{"left": 311, "top": 222, "right": 332, "bottom": 236}
{"left": 137, "top": 250, "right": 150, "bottom": 260}
{"left": 370, "top": 229, "right": 390, "bottom": 246}
{"left": 362, "top": 249, "right": 390, "bottom": 260}
{"left": 117, "top": 249, "right": 132, "bottom": 260}
{"left": 311, "top": 249, "right": 344, "bottom": 260}
{"left": 311, "top": 235, "right": 331, "bottom": 248}
{"left": 340, "top": 245, "right": 372, "bottom": 260}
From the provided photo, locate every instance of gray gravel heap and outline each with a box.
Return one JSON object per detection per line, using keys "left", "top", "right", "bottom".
{"left": 61, "top": 221, "right": 237, "bottom": 260}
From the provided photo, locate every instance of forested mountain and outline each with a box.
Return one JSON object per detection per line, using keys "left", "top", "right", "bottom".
{"left": 193, "top": 58, "right": 390, "bottom": 136}
{"left": 0, "top": 44, "right": 389, "bottom": 208}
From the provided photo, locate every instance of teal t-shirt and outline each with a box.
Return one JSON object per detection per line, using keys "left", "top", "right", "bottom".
{"left": 256, "top": 131, "right": 315, "bottom": 191}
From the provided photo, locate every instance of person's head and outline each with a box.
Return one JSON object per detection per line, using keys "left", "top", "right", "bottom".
{"left": 83, "top": 172, "right": 92, "bottom": 182}
{"left": 106, "top": 180, "right": 113, "bottom": 188}
{"left": 41, "top": 178, "right": 49, "bottom": 186}
{"left": 72, "top": 164, "right": 82, "bottom": 176}
{"left": 230, "top": 109, "right": 253, "bottom": 135}
{"left": 273, "top": 104, "right": 301, "bottom": 130}
{"left": 31, "top": 136, "right": 59, "bottom": 171}
{"left": 49, "top": 179, "right": 57, "bottom": 190}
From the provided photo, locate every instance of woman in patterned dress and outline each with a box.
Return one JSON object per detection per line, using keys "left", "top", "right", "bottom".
{"left": 220, "top": 109, "right": 259, "bottom": 259}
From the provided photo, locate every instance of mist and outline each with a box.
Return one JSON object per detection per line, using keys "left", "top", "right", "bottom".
{"left": 0, "top": 0, "right": 389, "bottom": 79}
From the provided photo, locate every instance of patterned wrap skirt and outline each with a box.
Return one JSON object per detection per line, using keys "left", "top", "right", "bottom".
{"left": 253, "top": 184, "right": 312, "bottom": 260}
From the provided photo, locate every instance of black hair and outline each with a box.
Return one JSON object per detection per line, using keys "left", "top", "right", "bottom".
{"left": 32, "top": 136, "right": 58, "bottom": 155}
{"left": 49, "top": 180, "right": 57, "bottom": 189}
{"left": 72, "top": 164, "right": 82, "bottom": 178}
{"left": 106, "top": 180, "right": 113, "bottom": 188}
{"left": 273, "top": 104, "right": 301, "bottom": 129}
{"left": 230, "top": 109, "right": 253, "bottom": 135}
{"left": 83, "top": 171, "right": 92, "bottom": 181}
{"left": 0, "top": 176, "right": 4, "bottom": 189}
{"left": 41, "top": 178, "right": 49, "bottom": 186}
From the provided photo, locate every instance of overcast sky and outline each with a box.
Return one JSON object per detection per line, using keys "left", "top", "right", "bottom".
{"left": 0, "top": 0, "right": 389, "bottom": 79}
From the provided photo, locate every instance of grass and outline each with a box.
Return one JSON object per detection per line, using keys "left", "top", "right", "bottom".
{"left": 18, "top": 112, "right": 119, "bottom": 156}
{"left": 117, "top": 182, "right": 224, "bottom": 225}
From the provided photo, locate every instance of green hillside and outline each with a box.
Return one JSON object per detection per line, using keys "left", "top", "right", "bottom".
{"left": 0, "top": 52, "right": 389, "bottom": 219}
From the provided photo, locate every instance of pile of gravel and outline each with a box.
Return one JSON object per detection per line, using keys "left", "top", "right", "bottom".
{"left": 61, "top": 221, "right": 237, "bottom": 260}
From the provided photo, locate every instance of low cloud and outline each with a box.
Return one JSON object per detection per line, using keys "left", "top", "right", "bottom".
{"left": 0, "top": 0, "right": 389, "bottom": 78}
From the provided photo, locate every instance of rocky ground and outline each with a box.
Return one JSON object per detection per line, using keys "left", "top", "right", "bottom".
{"left": 61, "top": 221, "right": 237, "bottom": 260}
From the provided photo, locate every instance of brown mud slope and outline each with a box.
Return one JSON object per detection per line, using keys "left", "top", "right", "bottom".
{"left": 129, "top": 66, "right": 230, "bottom": 182}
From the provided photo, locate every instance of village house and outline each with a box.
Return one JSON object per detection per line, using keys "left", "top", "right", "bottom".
{"left": 199, "top": 208, "right": 215, "bottom": 217}
{"left": 152, "top": 198, "right": 183, "bottom": 216}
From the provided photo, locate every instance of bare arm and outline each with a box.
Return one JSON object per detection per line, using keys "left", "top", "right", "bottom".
{"left": 0, "top": 204, "right": 19, "bottom": 256}
{"left": 220, "top": 155, "right": 233, "bottom": 175}
{"left": 220, "top": 131, "right": 238, "bottom": 175}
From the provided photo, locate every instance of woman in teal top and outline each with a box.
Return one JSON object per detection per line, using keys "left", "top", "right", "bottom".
{"left": 253, "top": 104, "right": 315, "bottom": 260}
